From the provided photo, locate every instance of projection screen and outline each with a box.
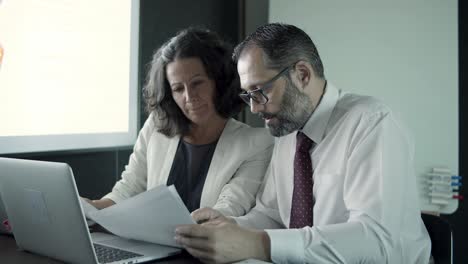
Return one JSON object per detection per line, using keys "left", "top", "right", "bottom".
{"left": 0, "top": 0, "right": 139, "bottom": 154}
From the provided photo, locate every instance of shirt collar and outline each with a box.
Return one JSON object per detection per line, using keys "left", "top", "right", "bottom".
{"left": 300, "top": 82, "right": 339, "bottom": 144}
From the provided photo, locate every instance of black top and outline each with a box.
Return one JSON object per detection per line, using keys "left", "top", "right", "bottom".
{"left": 166, "top": 139, "right": 218, "bottom": 212}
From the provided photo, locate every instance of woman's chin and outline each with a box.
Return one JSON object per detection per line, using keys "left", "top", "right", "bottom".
{"left": 188, "top": 114, "right": 210, "bottom": 126}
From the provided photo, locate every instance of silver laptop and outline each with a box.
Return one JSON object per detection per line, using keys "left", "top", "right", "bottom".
{"left": 0, "top": 194, "right": 12, "bottom": 234}
{"left": 0, "top": 157, "right": 181, "bottom": 264}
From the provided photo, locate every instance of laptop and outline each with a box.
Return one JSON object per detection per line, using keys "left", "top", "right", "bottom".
{"left": 0, "top": 157, "right": 181, "bottom": 264}
{"left": 0, "top": 194, "right": 12, "bottom": 234}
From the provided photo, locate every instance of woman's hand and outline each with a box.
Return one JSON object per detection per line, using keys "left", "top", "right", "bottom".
{"left": 82, "top": 198, "right": 115, "bottom": 210}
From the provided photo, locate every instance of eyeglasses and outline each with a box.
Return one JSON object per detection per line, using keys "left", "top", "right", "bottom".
{"left": 239, "top": 64, "right": 294, "bottom": 106}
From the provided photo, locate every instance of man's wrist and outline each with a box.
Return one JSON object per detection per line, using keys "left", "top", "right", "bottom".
{"left": 250, "top": 230, "right": 271, "bottom": 262}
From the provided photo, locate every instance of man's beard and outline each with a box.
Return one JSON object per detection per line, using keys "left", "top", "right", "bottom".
{"left": 260, "top": 79, "right": 314, "bottom": 137}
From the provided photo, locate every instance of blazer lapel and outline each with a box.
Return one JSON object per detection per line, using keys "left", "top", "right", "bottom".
{"left": 158, "top": 135, "right": 180, "bottom": 186}
{"left": 200, "top": 119, "right": 239, "bottom": 207}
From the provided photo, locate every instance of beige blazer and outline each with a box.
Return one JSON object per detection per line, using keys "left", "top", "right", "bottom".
{"left": 104, "top": 116, "right": 274, "bottom": 216}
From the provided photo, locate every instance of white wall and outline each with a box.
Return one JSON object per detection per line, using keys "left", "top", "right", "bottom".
{"left": 270, "top": 0, "right": 458, "bottom": 213}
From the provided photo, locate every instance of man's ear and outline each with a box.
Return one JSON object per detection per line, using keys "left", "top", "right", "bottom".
{"left": 292, "top": 61, "right": 312, "bottom": 89}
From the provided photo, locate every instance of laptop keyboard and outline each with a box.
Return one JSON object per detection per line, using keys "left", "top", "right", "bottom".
{"left": 93, "top": 243, "right": 143, "bottom": 263}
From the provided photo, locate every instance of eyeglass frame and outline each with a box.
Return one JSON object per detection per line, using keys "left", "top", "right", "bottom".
{"left": 239, "top": 63, "right": 296, "bottom": 106}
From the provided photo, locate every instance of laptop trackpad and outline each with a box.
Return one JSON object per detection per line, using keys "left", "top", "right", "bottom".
{"left": 91, "top": 232, "right": 181, "bottom": 256}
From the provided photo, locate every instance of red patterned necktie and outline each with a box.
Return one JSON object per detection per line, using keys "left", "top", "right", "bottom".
{"left": 289, "top": 131, "right": 315, "bottom": 228}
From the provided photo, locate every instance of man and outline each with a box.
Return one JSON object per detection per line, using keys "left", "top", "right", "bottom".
{"left": 175, "top": 23, "right": 431, "bottom": 263}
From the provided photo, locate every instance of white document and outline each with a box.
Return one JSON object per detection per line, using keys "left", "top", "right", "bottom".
{"left": 79, "top": 197, "right": 98, "bottom": 226}
{"left": 87, "top": 185, "right": 195, "bottom": 248}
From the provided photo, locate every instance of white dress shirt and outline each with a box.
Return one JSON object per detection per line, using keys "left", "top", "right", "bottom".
{"left": 103, "top": 116, "right": 274, "bottom": 217}
{"left": 235, "top": 83, "right": 431, "bottom": 263}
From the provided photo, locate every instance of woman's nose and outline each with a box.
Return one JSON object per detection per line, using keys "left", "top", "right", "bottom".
{"left": 184, "top": 86, "right": 198, "bottom": 101}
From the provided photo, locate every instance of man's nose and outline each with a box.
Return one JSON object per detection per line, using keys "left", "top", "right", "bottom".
{"left": 250, "top": 100, "right": 263, "bottom": 114}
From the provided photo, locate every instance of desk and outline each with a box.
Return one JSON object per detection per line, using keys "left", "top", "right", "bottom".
{"left": 0, "top": 234, "right": 200, "bottom": 264}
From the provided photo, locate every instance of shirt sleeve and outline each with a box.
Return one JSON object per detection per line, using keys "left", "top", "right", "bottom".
{"left": 102, "top": 116, "right": 153, "bottom": 203}
{"left": 268, "top": 110, "right": 425, "bottom": 263}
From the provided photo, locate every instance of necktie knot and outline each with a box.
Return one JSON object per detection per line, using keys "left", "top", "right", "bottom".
{"left": 296, "top": 132, "right": 314, "bottom": 153}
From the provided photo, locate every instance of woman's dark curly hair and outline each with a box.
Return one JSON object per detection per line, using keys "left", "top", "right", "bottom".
{"left": 143, "top": 28, "right": 243, "bottom": 137}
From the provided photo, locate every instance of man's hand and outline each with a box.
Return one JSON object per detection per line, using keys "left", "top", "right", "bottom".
{"left": 175, "top": 221, "right": 271, "bottom": 263}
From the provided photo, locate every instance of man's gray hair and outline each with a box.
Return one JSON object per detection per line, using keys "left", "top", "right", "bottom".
{"left": 233, "top": 23, "right": 325, "bottom": 79}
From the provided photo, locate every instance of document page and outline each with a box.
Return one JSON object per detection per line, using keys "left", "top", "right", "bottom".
{"left": 87, "top": 185, "right": 195, "bottom": 248}
{"left": 80, "top": 197, "right": 98, "bottom": 217}
{"left": 79, "top": 197, "right": 98, "bottom": 226}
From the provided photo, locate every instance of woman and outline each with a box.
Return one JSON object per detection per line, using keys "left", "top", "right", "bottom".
{"left": 86, "top": 28, "right": 273, "bottom": 216}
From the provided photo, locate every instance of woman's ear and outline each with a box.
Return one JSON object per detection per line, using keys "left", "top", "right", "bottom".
{"left": 292, "top": 61, "right": 312, "bottom": 89}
